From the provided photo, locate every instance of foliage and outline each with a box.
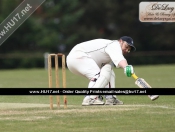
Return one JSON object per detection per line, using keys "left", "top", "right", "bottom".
{"left": 0, "top": 0, "right": 175, "bottom": 68}
{"left": 1, "top": 0, "right": 175, "bottom": 52}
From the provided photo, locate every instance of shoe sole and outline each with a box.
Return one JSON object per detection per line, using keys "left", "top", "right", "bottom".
{"left": 151, "top": 95, "right": 159, "bottom": 101}
{"left": 105, "top": 103, "right": 124, "bottom": 105}
{"left": 82, "top": 103, "right": 104, "bottom": 106}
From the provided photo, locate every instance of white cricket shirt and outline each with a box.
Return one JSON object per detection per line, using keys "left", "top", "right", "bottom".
{"left": 69, "top": 39, "right": 126, "bottom": 68}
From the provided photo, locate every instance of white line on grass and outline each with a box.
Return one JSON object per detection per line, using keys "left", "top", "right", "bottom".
{"left": 0, "top": 103, "right": 175, "bottom": 110}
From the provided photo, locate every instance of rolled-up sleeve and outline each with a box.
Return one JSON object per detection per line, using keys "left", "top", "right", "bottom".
{"left": 105, "top": 41, "right": 126, "bottom": 67}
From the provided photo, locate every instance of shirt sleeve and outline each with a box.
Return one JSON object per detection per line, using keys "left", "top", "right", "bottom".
{"left": 105, "top": 41, "right": 126, "bottom": 67}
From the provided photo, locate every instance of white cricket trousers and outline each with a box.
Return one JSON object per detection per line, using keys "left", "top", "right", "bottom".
{"left": 66, "top": 51, "right": 100, "bottom": 80}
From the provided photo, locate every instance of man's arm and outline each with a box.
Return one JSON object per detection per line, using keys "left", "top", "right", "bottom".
{"left": 118, "top": 60, "right": 134, "bottom": 77}
{"left": 118, "top": 59, "right": 128, "bottom": 68}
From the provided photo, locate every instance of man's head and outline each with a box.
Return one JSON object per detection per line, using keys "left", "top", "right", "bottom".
{"left": 119, "top": 36, "right": 136, "bottom": 54}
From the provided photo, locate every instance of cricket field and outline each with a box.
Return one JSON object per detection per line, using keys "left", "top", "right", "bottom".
{"left": 0, "top": 64, "right": 175, "bottom": 132}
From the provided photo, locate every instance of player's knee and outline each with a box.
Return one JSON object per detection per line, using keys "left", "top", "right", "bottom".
{"left": 89, "top": 64, "right": 112, "bottom": 88}
{"left": 101, "top": 64, "right": 112, "bottom": 76}
{"left": 103, "top": 64, "right": 111, "bottom": 70}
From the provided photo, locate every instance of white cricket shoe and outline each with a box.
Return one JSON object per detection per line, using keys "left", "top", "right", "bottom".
{"left": 105, "top": 96, "right": 124, "bottom": 105}
{"left": 82, "top": 95, "right": 104, "bottom": 106}
{"left": 150, "top": 95, "right": 159, "bottom": 101}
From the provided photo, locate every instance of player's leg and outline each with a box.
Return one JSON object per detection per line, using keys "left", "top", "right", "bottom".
{"left": 89, "top": 64, "right": 112, "bottom": 88}
{"left": 86, "top": 63, "right": 123, "bottom": 105}
{"left": 82, "top": 64, "right": 113, "bottom": 105}
{"left": 82, "top": 64, "right": 114, "bottom": 105}
{"left": 66, "top": 53, "right": 104, "bottom": 105}
{"left": 105, "top": 69, "right": 124, "bottom": 105}
{"left": 67, "top": 52, "right": 100, "bottom": 79}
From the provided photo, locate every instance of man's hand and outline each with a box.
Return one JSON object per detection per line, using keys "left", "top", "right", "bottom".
{"left": 124, "top": 65, "right": 134, "bottom": 77}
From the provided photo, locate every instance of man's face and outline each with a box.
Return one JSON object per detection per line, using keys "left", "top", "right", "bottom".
{"left": 120, "top": 40, "right": 131, "bottom": 54}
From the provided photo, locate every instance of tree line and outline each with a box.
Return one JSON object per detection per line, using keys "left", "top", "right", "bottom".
{"left": 0, "top": 0, "right": 174, "bottom": 68}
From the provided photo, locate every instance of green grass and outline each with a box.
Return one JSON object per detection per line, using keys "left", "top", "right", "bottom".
{"left": 0, "top": 64, "right": 175, "bottom": 132}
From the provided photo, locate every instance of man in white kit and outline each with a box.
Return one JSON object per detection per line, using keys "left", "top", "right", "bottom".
{"left": 66, "top": 36, "right": 136, "bottom": 105}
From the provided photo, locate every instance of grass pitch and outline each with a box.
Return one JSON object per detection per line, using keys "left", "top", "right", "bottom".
{"left": 0, "top": 64, "right": 175, "bottom": 132}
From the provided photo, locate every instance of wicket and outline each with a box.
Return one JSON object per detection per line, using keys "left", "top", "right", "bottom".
{"left": 48, "top": 53, "right": 67, "bottom": 109}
